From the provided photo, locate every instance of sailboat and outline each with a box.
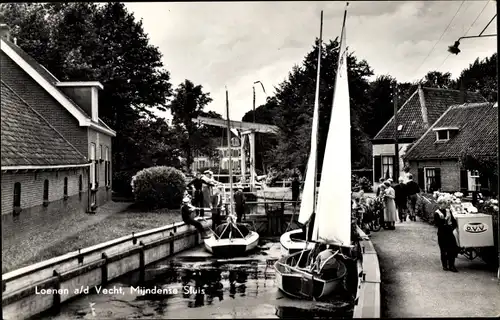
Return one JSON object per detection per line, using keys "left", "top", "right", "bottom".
{"left": 274, "top": 5, "right": 354, "bottom": 299}
{"left": 279, "top": 7, "right": 324, "bottom": 257}
{"left": 204, "top": 88, "right": 260, "bottom": 256}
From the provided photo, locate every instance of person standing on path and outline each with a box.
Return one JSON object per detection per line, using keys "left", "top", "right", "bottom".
{"left": 402, "top": 167, "right": 411, "bottom": 183}
{"left": 383, "top": 180, "right": 397, "bottom": 229}
{"left": 181, "top": 194, "right": 209, "bottom": 239}
{"left": 291, "top": 174, "right": 301, "bottom": 208}
{"left": 376, "top": 177, "right": 386, "bottom": 197}
{"left": 394, "top": 177, "right": 408, "bottom": 223}
{"left": 405, "top": 174, "right": 420, "bottom": 221}
{"left": 187, "top": 172, "right": 215, "bottom": 218}
{"left": 434, "top": 197, "right": 459, "bottom": 272}
{"left": 233, "top": 187, "right": 246, "bottom": 223}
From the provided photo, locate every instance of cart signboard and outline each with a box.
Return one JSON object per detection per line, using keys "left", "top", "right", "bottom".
{"left": 453, "top": 213, "right": 494, "bottom": 248}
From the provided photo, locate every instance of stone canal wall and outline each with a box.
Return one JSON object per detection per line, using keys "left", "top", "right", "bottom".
{"left": 1, "top": 218, "right": 212, "bottom": 320}
{"left": 353, "top": 229, "right": 381, "bottom": 318}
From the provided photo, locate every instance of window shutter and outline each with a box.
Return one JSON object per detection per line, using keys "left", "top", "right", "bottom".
{"left": 374, "top": 156, "right": 381, "bottom": 181}
{"left": 460, "top": 170, "right": 468, "bottom": 195}
{"left": 434, "top": 168, "right": 441, "bottom": 190}
{"left": 417, "top": 168, "right": 424, "bottom": 190}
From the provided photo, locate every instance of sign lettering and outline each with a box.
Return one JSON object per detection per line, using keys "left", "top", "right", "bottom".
{"left": 463, "top": 222, "right": 488, "bottom": 234}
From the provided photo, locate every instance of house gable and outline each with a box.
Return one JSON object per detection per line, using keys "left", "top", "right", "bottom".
{"left": 0, "top": 38, "right": 115, "bottom": 137}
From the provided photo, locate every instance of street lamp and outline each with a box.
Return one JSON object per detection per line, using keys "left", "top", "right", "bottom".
{"left": 252, "top": 81, "right": 267, "bottom": 123}
{"left": 447, "top": 9, "right": 499, "bottom": 279}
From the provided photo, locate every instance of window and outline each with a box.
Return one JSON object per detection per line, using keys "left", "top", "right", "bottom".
{"left": 63, "top": 177, "right": 68, "bottom": 199}
{"left": 425, "top": 168, "right": 441, "bottom": 193}
{"left": 43, "top": 179, "right": 49, "bottom": 206}
{"left": 90, "top": 143, "right": 96, "bottom": 189}
{"left": 436, "top": 130, "right": 449, "bottom": 141}
{"left": 13, "top": 182, "right": 21, "bottom": 212}
{"left": 100, "top": 145, "right": 103, "bottom": 160}
{"left": 382, "top": 156, "right": 394, "bottom": 179}
{"left": 79, "top": 175, "right": 83, "bottom": 192}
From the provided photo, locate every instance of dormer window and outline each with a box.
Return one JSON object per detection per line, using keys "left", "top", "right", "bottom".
{"left": 433, "top": 127, "right": 459, "bottom": 142}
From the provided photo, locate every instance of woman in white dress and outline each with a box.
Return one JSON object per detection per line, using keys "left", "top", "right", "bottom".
{"left": 383, "top": 180, "right": 397, "bottom": 230}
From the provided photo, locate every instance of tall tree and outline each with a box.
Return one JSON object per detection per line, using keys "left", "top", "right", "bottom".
{"left": 170, "top": 80, "right": 213, "bottom": 169}
{"left": 457, "top": 53, "right": 497, "bottom": 102}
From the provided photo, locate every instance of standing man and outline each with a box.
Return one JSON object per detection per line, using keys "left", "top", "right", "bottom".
{"left": 234, "top": 187, "right": 246, "bottom": 223}
{"left": 405, "top": 174, "right": 420, "bottom": 221}
{"left": 394, "top": 177, "right": 408, "bottom": 223}
{"left": 291, "top": 174, "right": 301, "bottom": 208}
{"left": 187, "top": 172, "right": 214, "bottom": 218}
{"left": 211, "top": 186, "right": 224, "bottom": 229}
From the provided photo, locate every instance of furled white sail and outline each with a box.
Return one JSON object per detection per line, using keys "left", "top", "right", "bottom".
{"left": 313, "top": 11, "right": 351, "bottom": 245}
{"left": 297, "top": 17, "right": 323, "bottom": 225}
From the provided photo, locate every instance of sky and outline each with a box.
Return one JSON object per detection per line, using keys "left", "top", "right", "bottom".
{"left": 124, "top": 1, "right": 497, "bottom": 122}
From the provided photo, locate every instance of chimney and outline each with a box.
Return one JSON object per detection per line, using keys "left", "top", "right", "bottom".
{"left": 417, "top": 83, "right": 429, "bottom": 129}
{"left": 0, "top": 23, "right": 11, "bottom": 42}
{"left": 459, "top": 79, "right": 466, "bottom": 104}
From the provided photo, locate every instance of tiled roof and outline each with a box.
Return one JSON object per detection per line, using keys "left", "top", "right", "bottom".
{"left": 1, "top": 81, "right": 88, "bottom": 167}
{"left": 1, "top": 39, "right": 115, "bottom": 135}
{"left": 373, "top": 87, "right": 486, "bottom": 141}
{"left": 404, "top": 102, "right": 497, "bottom": 161}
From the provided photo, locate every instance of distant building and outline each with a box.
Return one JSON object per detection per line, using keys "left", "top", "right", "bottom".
{"left": 371, "top": 84, "right": 485, "bottom": 185}
{"left": 1, "top": 24, "right": 116, "bottom": 217}
{"left": 404, "top": 102, "right": 497, "bottom": 195}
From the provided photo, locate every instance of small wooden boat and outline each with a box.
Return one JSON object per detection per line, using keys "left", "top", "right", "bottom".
{"left": 204, "top": 216, "right": 259, "bottom": 256}
{"left": 274, "top": 249, "right": 348, "bottom": 299}
{"left": 275, "top": 5, "right": 355, "bottom": 300}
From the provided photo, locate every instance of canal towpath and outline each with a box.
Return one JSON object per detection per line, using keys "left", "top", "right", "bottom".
{"left": 370, "top": 217, "right": 500, "bottom": 318}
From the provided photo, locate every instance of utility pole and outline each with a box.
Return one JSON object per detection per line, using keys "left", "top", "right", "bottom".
{"left": 391, "top": 81, "right": 400, "bottom": 182}
{"left": 496, "top": 0, "right": 499, "bottom": 281}
{"left": 252, "top": 85, "right": 256, "bottom": 123}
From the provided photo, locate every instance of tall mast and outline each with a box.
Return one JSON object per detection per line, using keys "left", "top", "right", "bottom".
{"left": 225, "top": 87, "right": 234, "bottom": 215}
{"left": 305, "top": 10, "right": 324, "bottom": 241}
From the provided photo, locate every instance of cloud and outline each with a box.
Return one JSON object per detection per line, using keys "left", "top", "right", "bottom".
{"left": 125, "top": 1, "right": 497, "bottom": 121}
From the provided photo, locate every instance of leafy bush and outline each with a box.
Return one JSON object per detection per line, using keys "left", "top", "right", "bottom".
{"left": 476, "top": 198, "right": 499, "bottom": 266}
{"left": 351, "top": 174, "right": 373, "bottom": 192}
{"left": 131, "top": 166, "right": 187, "bottom": 209}
{"left": 265, "top": 168, "right": 302, "bottom": 186}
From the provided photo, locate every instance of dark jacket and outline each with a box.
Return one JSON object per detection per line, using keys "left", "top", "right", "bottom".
{"left": 405, "top": 181, "right": 420, "bottom": 196}
{"left": 393, "top": 183, "right": 408, "bottom": 207}
{"left": 291, "top": 179, "right": 300, "bottom": 193}
{"left": 234, "top": 191, "right": 246, "bottom": 207}
{"left": 187, "top": 178, "right": 212, "bottom": 191}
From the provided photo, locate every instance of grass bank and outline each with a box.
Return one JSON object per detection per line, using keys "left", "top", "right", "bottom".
{"left": 16, "top": 205, "right": 182, "bottom": 271}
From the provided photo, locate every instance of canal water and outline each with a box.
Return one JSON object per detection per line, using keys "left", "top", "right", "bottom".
{"left": 45, "top": 241, "right": 354, "bottom": 319}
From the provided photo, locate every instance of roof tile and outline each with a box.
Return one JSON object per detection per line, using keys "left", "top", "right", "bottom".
{"left": 1, "top": 81, "right": 88, "bottom": 167}
{"left": 373, "top": 87, "right": 486, "bottom": 141}
{"left": 404, "top": 102, "right": 497, "bottom": 160}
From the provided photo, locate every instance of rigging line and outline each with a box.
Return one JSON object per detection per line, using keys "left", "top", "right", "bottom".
{"left": 463, "top": 0, "right": 491, "bottom": 37}
{"left": 412, "top": 0, "right": 466, "bottom": 77}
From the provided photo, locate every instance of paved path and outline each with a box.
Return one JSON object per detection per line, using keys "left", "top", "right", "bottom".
{"left": 370, "top": 218, "right": 500, "bottom": 318}
{"left": 2, "top": 201, "right": 131, "bottom": 273}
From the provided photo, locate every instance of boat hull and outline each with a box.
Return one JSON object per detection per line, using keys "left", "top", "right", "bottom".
{"left": 204, "top": 230, "right": 259, "bottom": 257}
{"left": 274, "top": 249, "right": 347, "bottom": 299}
{"left": 279, "top": 229, "right": 316, "bottom": 256}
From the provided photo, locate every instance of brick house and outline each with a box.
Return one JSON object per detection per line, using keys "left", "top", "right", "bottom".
{"left": 371, "top": 84, "right": 485, "bottom": 186}
{"left": 1, "top": 24, "right": 116, "bottom": 217}
{"left": 404, "top": 102, "right": 497, "bottom": 195}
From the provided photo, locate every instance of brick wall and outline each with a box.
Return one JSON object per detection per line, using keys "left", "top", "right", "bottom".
{"left": 1, "top": 169, "right": 89, "bottom": 215}
{"left": 0, "top": 52, "right": 88, "bottom": 155}
{"left": 88, "top": 128, "right": 112, "bottom": 189}
{"left": 408, "top": 159, "right": 460, "bottom": 193}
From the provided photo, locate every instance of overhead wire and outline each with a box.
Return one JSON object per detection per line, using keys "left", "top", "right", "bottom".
{"left": 431, "top": 0, "right": 494, "bottom": 80}
{"left": 412, "top": 0, "right": 466, "bottom": 77}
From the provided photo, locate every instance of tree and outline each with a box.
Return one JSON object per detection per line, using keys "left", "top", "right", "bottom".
{"left": 169, "top": 80, "right": 213, "bottom": 169}
{"left": 0, "top": 2, "right": 173, "bottom": 173}
{"left": 421, "top": 71, "right": 455, "bottom": 89}
{"left": 457, "top": 53, "right": 497, "bottom": 102}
